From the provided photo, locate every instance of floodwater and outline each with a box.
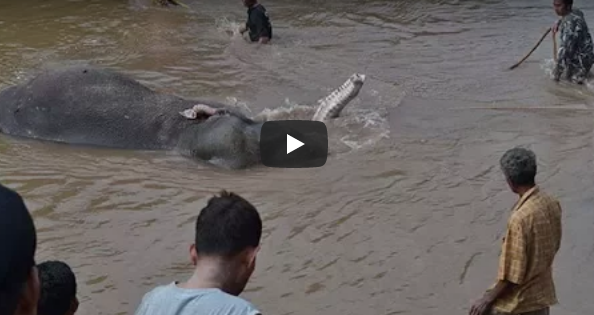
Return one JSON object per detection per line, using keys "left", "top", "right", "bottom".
{"left": 1, "top": 0, "right": 594, "bottom": 314}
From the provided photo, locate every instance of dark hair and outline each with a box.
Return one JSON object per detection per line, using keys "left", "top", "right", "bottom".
{"left": 563, "top": 0, "right": 573, "bottom": 7}
{"left": 194, "top": 190, "right": 262, "bottom": 257}
{"left": 500, "top": 147, "right": 537, "bottom": 187}
{"left": 0, "top": 184, "right": 37, "bottom": 315}
{"left": 37, "top": 261, "right": 77, "bottom": 315}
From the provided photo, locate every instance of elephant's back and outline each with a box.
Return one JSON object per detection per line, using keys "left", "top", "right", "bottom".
{"left": 0, "top": 65, "right": 190, "bottom": 149}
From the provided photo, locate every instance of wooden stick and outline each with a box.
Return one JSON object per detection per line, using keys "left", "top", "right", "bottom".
{"left": 509, "top": 28, "right": 551, "bottom": 70}
{"left": 553, "top": 29, "right": 558, "bottom": 62}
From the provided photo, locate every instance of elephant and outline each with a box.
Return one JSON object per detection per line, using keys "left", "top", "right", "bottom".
{"left": 0, "top": 65, "right": 365, "bottom": 169}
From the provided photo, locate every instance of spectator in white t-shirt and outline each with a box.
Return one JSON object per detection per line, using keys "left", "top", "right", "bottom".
{"left": 134, "top": 190, "right": 263, "bottom": 315}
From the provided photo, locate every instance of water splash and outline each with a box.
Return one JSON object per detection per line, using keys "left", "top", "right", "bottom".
{"left": 340, "top": 131, "right": 390, "bottom": 150}
{"left": 540, "top": 58, "right": 556, "bottom": 79}
{"left": 253, "top": 102, "right": 316, "bottom": 122}
{"left": 225, "top": 89, "right": 390, "bottom": 153}
{"left": 224, "top": 96, "right": 253, "bottom": 116}
{"left": 214, "top": 16, "right": 242, "bottom": 38}
{"left": 224, "top": 96, "right": 317, "bottom": 122}
{"left": 337, "top": 108, "right": 390, "bottom": 151}
{"left": 540, "top": 57, "right": 594, "bottom": 92}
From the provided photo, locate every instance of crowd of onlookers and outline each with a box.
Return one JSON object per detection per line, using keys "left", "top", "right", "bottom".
{"left": 1, "top": 185, "right": 265, "bottom": 315}
{"left": 0, "top": 147, "right": 563, "bottom": 315}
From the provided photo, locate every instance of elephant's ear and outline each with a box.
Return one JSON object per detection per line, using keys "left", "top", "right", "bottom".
{"left": 179, "top": 106, "right": 199, "bottom": 119}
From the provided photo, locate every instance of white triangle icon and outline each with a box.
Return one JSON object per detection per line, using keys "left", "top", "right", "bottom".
{"left": 287, "top": 134, "right": 304, "bottom": 154}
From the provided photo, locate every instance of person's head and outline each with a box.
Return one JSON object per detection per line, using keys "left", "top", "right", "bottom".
{"left": 500, "top": 147, "right": 537, "bottom": 194}
{"left": 190, "top": 190, "right": 262, "bottom": 296}
{"left": 37, "top": 261, "right": 78, "bottom": 315}
{"left": 553, "top": 0, "right": 573, "bottom": 16}
{"left": 242, "top": 0, "right": 257, "bottom": 8}
{"left": 0, "top": 184, "right": 39, "bottom": 315}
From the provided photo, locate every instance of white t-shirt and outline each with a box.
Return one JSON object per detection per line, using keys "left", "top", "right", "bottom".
{"left": 134, "top": 282, "right": 261, "bottom": 315}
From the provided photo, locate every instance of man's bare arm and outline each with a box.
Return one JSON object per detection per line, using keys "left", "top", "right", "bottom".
{"left": 484, "top": 280, "right": 517, "bottom": 303}
{"left": 469, "top": 280, "right": 517, "bottom": 315}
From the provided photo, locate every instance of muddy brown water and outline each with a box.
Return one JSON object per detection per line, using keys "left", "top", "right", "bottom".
{"left": 1, "top": 1, "right": 594, "bottom": 314}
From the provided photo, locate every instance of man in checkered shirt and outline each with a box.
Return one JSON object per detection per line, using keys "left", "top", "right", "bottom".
{"left": 469, "top": 147, "right": 563, "bottom": 315}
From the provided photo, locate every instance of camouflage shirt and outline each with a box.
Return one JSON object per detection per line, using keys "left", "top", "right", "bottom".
{"left": 554, "top": 11, "right": 594, "bottom": 82}
{"left": 571, "top": 8, "right": 585, "bottom": 19}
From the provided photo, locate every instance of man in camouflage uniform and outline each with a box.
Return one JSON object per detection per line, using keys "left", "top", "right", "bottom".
{"left": 552, "top": 0, "right": 594, "bottom": 84}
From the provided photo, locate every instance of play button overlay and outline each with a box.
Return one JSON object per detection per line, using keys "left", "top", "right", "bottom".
{"left": 260, "top": 120, "right": 328, "bottom": 168}
{"left": 286, "top": 134, "right": 304, "bottom": 154}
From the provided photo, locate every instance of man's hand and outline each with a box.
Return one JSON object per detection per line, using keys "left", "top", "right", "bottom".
{"left": 469, "top": 295, "right": 493, "bottom": 315}
{"left": 258, "top": 37, "right": 270, "bottom": 44}
{"left": 552, "top": 20, "right": 560, "bottom": 34}
{"left": 468, "top": 281, "right": 515, "bottom": 315}
{"left": 239, "top": 25, "right": 247, "bottom": 35}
